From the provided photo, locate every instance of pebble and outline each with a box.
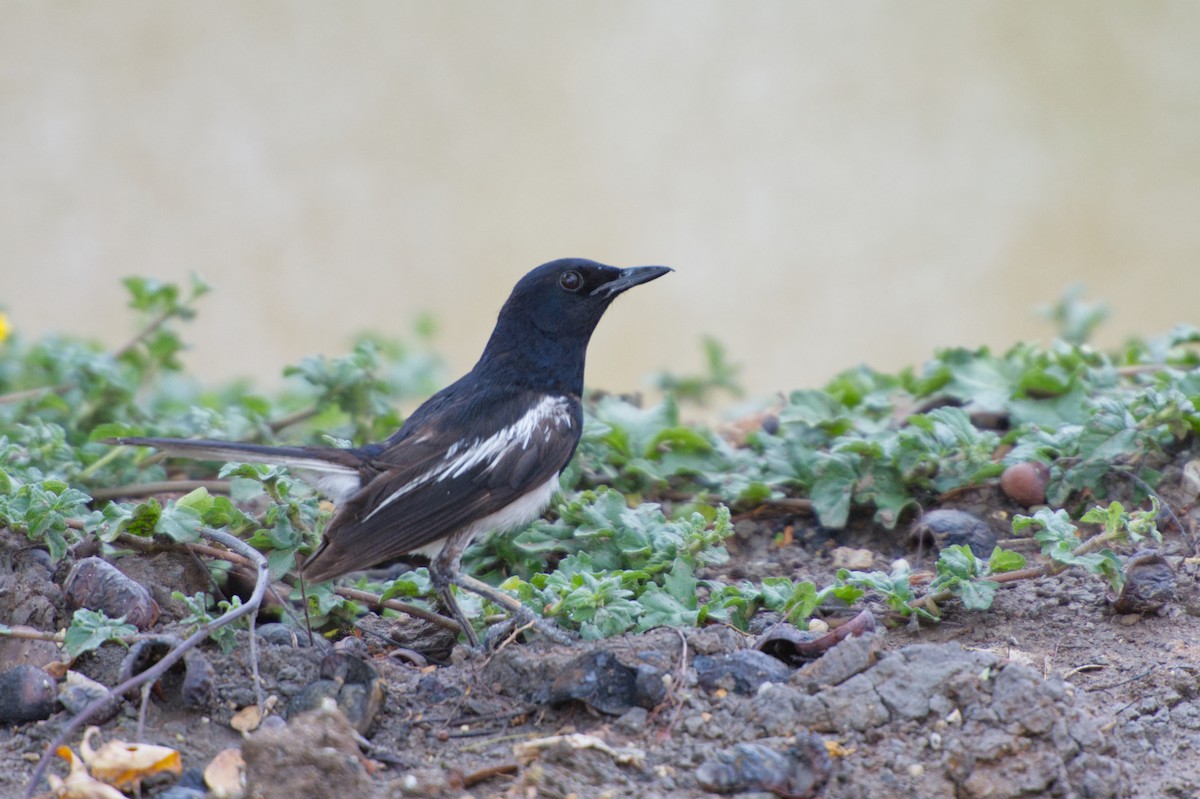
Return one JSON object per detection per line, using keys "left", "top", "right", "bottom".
{"left": 548, "top": 649, "right": 665, "bottom": 715}
{"left": 695, "top": 736, "right": 832, "bottom": 797}
{"left": 1113, "top": 551, "right": 1176, "bottom": 614}
{"left": 290, "top": 651, "right": 386, "bottom": 737}
{"left": 57, "top": 670, "right": 120, "bottom": 722}
{"left": 256, "top": 623, "right": 312, "bottom": 647}
{"left": 64, "top": 557, "right": 160, "bottom": 629}
{"left": 694, "top": 650, "right": 792, "bottom": 695}
{"left": 0, "top": 665, "right": 57, "bottom": 723}
{"left": 909, "top": 509, "right": 998, "bottom": 557}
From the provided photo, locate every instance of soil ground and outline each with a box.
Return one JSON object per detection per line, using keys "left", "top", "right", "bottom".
{"left": 2, "top": 471, "right": 1199, "bottom": 799}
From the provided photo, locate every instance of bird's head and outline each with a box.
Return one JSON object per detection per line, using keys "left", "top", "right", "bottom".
{"left": 476, "top": 258, "right": 672, "bottom": 389}
{"left": 500, "top": 258, "right": 673, "bottom": 338}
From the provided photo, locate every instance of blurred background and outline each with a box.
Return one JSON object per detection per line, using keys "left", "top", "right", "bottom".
{"left": 2, "top": 2, "right": 1198, "bottom": 404}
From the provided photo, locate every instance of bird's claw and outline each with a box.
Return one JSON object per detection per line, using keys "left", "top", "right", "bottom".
{"left": 483, "top": 610, "right": 574, "bottom": 649}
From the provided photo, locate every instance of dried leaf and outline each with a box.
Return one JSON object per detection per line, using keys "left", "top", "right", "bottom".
{"left": 78, "top": 726, "right": 181, "bottom": 791}
{"left": 513, "top": 733, "right": 644, "bottom": 768}
{"left": 46, "top": 746, "right": 127, "bottom": 799}
{"left": 204, "top": 747, "right": 246, "bottom": 799}
{"left": 229, "top": 696, "right": 276, "bottom": 733}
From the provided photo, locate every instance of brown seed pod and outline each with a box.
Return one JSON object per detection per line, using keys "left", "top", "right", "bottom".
{"left": 64, "top": 557, "right": 160, "bottom": 630}
{"left": 999, "top": 461, "right": 1051, "bottom": 507}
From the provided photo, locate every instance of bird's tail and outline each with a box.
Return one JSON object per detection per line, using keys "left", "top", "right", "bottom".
{"left": 107, "top": 436, "right": 363, "bottom": 474}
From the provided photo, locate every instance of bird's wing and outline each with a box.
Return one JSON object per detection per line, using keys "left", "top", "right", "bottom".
{"left": 303, "top": 392, "right": 581, "bottom": 581}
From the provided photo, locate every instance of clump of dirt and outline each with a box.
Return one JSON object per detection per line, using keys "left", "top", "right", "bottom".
{"left": 242, "top": 701, "right": 372, "bottom": 799}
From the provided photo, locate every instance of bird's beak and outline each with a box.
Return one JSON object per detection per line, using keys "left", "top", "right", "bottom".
{"left": 591, "top": 265, "right": 674, "bottom": 298}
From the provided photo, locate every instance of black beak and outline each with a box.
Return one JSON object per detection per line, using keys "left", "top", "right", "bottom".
{"left": 591, "top": 265, "right": 674, "bottom": 298}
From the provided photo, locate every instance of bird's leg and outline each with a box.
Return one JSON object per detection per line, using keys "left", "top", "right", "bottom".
{"left": 427, "top": 558, "right": 481, "bottom": 649}
{"left": 432, "top": 533, "right": 573, "bottom": 647}
{"left": 452, "top": 572, "right": 573, "bottom": 646}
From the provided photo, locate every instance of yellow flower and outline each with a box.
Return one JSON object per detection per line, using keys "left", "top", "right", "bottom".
{"left": 0, "top": 312, "right": 9, "bottom": 343}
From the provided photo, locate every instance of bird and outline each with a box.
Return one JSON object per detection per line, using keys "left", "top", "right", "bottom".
{"left": 108, "top": 258, "right": 672, "bottom": 646}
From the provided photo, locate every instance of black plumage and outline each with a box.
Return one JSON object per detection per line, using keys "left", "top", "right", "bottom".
{"left": 109, "top": 258, "right": 671, "bottom": 645}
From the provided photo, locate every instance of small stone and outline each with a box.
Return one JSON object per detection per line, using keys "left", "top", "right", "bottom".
{"left": 694, "top": 650, "right": 792, "bottom": 695}
{"left": 290, "top": 652, "right": 385, "bottom": 737}
{"left": 0, "top": 665, "right": 57, "bottom": 723}
{"left": 909, "top": 510, "right": 998, "bottom": 557}
{"left": 243, "top": 702, "right": 370, "bottom": 799}
{"left": 1112, "top": 551, "right": 1175, "bottom": 614}
{"left": 695, "top": 736, "right": 832, "bottom": 797}
{"left": 548, "top": 649, "right": 663, "bottom": 715}
{"left": 256, "top": 623, "right": 311, "bottom": 647}
{"left": 0, "top": 626, "right": 61, "bottom": 671}
{"left": 64, "top": 557, "right": 160, "bottom": 630}
{"left": 683, "top": 713, "right": 706, "bottom": 736}
{"left": 614, "top": 706, "right": 649, "bottom": 735}
{"left": 58, "top": 670, "right": 120, "bottom": 723}
{"left": 831, "top": 547, "right": 875, "bottom": 570}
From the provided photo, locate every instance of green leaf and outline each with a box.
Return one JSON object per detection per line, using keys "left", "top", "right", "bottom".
{"left": 63, "top": 609, "right": 136, "bottom": 659}
{"left": 987, "top": 547, "right": 1027, "bottom": 574}
{"left": 936, "top": 545, "right": 980, "bottom": 580}
{"left": 662, "top": 558, "right": 698, "bottom": 609}
{"left": 809, "top": 453, "right": 857, "bottom": 528}
{"left": 155, "top": 501, "right": 204, "bottom": 542}
{"left": 957, "top": 579, "right": 999, "bottom": 611}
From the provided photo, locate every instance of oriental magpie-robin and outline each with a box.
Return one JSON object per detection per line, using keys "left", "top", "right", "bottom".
{"left": 109, "top": 258, "right": 672, "bottom": 646}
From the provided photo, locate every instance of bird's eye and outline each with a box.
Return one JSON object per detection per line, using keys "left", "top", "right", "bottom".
{"left": 559, "top": 270, "right": 584, "bottom": 292}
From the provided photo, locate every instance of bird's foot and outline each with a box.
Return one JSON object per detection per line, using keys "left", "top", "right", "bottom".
{"left": 483, "top": 607, "right": 574, "bottom": 648}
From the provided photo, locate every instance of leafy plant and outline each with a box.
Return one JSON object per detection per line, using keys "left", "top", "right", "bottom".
{"left": 62, "top": 609, "right": 138, "bottom": 659}
{"left": 0, "top": 276, "right": 1195, "bottom": 646}
{"left": 173, "top": 591, "right": 243, "bottom": 655}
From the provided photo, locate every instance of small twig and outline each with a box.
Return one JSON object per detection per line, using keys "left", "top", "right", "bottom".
{"left": 911, "top": 563, "right": 1056, "bottom": 616}
{"left": 1114, "top": 364, "right": 1170, "bottom": 377}
{"left": 334, "top": 586, "right": 462, "bottom": 634}
{"left": 23, "top": 528, "right": 269, "bottom": 799}
{"left": 268, "top": 406, "right": 320, "bottom": 434}
{"left": 1086, "top": 666, "right": 1156, "bottom": 693}
{"left": 760, "top": 497, "right": 814, "bottom": 513}
{"left": 77, "top": 445, "right": 125, "bottom": 480}
{"left": 462, "top": 763, "right": 519, "bottom": 788}
{"left": 0, "top": 626, "right": 157, "bottom": 647}
{"left": 492, "top": 620, "right": 537, "bottom": 653}
{"left": 458, "top": 731, "right": 540, "bottom": 751}
{"left": 0, "top": 627, "right": 65, "bottom": 644}
{"left": 1063, "top": 663, "right": 1107, "bottom": 680}
{"left": 0, "top": 384, "right": 66, "bottom": 405}
{"left": 111, "top": 307, "right": 176, "bottom": 360}
{"left": 649, "top": 628, "right": 689, "bottom": 737}
{"left": 246, "top": 599, "right": 265, "bottom": 712}
{"left": 89, "top": 480, "right": 231, "bottom": 502}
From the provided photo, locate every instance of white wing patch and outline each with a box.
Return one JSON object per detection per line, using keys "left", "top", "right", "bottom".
{"left": 363, "top": 395, "right": 572, "bottom": 522}
{"left": 410, "top": 472, "right": 561, "bottom": 560}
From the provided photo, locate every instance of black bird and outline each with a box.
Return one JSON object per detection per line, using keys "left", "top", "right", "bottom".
{"left": 110, "top": 258, "right": 672, "bottom": 646}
